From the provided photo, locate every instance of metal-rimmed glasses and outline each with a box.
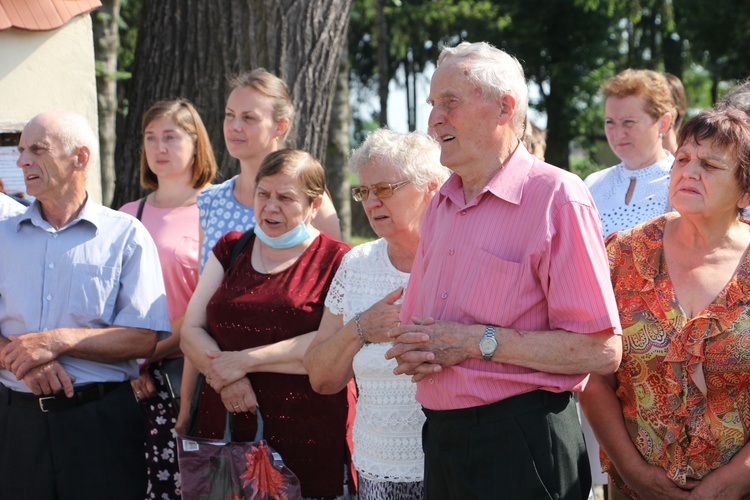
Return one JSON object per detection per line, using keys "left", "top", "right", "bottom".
{"left": 351, "top": 179, "right": 411, "bottom": 202}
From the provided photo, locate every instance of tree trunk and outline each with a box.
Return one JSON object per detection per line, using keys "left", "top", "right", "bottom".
{"left": 93, "top": 0, "right": 121, "bottom": 207}
{"left": 326, "top": 43, "right": 352, "bottom": 243}
{"left": 376, "top": 0, "right": 388, "bottom": 127}
{"left": 113, "top": 0, "right": 352, "bottom": 208}
{"left": 544, "top": 82, "right": 571, "bottom": 171}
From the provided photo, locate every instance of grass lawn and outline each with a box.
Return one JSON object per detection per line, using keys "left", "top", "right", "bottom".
{"left": 350, "top": 234, "right": 376, "bottom": 247}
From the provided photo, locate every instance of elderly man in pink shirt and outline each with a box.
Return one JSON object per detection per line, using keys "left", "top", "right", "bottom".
{"left": 386, "top": 41, "right": 622, "bottom": 500}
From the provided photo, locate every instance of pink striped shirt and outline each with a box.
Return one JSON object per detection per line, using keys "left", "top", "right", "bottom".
{"left": 401, "top": 146, "right": 622, "bottom": 410}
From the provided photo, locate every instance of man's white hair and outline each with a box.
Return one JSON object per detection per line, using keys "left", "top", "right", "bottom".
{"left": 438, "top": 41, "right": 529, "bottom": 139}
{"left": 34, "top": 110, "right": 99, "bottom": 170}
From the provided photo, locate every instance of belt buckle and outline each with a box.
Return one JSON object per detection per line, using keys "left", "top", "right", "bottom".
{"left": 39, "top": 396, "right": 55, "bottom": 412}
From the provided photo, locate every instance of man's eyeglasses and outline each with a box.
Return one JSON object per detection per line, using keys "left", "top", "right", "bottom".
{"left": 351, "top": 179, "right": 411, "bottom": 202}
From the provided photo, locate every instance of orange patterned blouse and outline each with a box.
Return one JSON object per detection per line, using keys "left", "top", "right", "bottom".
{"left": 603, "top": 213, "right": 750, "bottom": 494}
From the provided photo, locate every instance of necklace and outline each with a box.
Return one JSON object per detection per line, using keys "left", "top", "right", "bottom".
{"left": 258, "top": 242, "right": 270, "bottom": 273}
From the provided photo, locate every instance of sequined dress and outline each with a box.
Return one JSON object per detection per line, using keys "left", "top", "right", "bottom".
{"left": 194, "top": 231, "right": 351, "bottom": 498}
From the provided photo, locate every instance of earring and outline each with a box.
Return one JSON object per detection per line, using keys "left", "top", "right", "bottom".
{"left": 658, "top": 132, "right": 664, "bottom": 139}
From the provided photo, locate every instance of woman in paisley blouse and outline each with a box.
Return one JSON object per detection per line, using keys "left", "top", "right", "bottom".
{"left": 305, "top": 129, "right": 448, "bottom": 500}
{"left": 580, "top": 107, "right": 750, "bottom": 499}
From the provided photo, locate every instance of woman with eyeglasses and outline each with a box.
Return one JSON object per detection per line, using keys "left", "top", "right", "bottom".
{"left": 305, "top": 129, "right": 449, "bottom": 500}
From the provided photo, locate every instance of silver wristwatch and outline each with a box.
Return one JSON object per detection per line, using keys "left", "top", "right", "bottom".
{"left": 479, "top": 325, "right": 498, "bottom": 361}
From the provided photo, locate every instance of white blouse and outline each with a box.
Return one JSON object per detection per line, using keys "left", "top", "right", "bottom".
{"left": 325, "top": 238, "right": 425, "bottom": 482}
{"left": 584, "top": 153, "right": 674, "bottom": 237}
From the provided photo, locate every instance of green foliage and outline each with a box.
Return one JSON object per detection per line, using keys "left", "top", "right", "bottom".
{"left": 570, "top": 154, "right": 605, "bottom": 180}
{"left": 350, "top": 234, "right": 377, "bottom": 247}
{"left": 351, "top": 114, "right": 379, "bottom": 149}
{"left": 488, "top": 0, "right": 619, "bottom": 168}
{"left": 115, "top": 0, "right": 142, "bottom": 118}
{"left": 571, "top": 61, "right": 616, "bottom": 154}
{"left": 348, "top": 0, "right": 510, "bottom": 130}
{"left": 94, "top": 60, "right": 131, "bottom": 81}
{"left": 118, "top": 0, "right": 141, "bottom": 71}
{"left": 678, "top": 0, "right": 750, "bottom": 85}
{"left": 682, "top": 64, "right": 714, "bottom": 115}
{"left": 344, "top": 0, "right": 750, "bottom": 168}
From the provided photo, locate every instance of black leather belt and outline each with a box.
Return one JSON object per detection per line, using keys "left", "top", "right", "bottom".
{"left": 1, "top": 382, "right": 125, "bottom": 412}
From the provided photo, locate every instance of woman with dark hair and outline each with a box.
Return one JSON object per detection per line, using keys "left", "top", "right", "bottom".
{"left": 120, "top": 98, "right": 217, "bottom": 498}
{"left": 182, "top": 149, "right": 351, "bottom": 499}
{"left": 581, "top": 107, "right": 750, "bottom": 499}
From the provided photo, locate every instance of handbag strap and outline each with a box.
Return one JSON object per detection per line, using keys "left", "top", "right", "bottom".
{"left": 227, "top": 227, "right": 255, "bottom": 272}
{"left": 224, "top": 408, "right": 264, "bottom": 442}
{"left": 135, "top": 196, "right": 147, "bottom": 221}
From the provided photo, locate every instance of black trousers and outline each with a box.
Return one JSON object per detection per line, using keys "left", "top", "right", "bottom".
{"left": 0, "top": 382, "right": 147, "bottom": 500}
{"left": 422, "top": 390, "right": 591, "bottom": 500}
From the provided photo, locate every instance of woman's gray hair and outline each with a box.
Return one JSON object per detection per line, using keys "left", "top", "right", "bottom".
{"left": 349, "top": 129, "right": 450, "bottom": 189}
{"left": 721, "top": 79, "right": 750, "bottom": 115}
{"left": 437, "top": 41, "right": 529, "bottom": 139}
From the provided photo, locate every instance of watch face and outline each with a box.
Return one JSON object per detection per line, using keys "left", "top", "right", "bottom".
{"left": 480, "top": 337, "right": 497, "bottom": 355}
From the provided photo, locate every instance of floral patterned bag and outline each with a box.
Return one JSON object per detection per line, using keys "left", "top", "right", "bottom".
{"left": 178, "top": 410, "right": 302, "bottom": 500}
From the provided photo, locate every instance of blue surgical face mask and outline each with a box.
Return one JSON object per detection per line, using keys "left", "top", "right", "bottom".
{"left": 254, "top": 209, "right": 314, "bottom": 249}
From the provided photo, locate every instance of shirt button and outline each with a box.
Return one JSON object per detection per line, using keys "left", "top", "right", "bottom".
{"left": 461, "top": 210, "right": 467, "bottom": 216}
{"left": 46, "top": 294, "right": 52, "bottom": 301}
{"left": 52, "top": 233, "right": 58, "bottom": 238}
{"left": 48, "top": 263, "right": 54, "bottom": 269}
{"left": 428, "top": 378, "right": 434, "bottom": 384}
{"left": 449, "top": 248, "right": 455, "bottom": 255}
{"left": 441, "top": 292, "right": 448, "bottom": 299}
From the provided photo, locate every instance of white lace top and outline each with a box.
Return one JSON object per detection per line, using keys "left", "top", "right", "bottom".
{"left": 584, "top": 153, "right": 674, "bottom": 237}
{"left": 325, "top": 238, "right": 425, "bottom": 482}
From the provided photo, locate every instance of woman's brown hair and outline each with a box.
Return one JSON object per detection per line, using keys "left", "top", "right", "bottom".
{"left": 255, "top": 149, "right": 325, "bottom": 203}
{"left": 140, "top": 99, "right": 217, "bottom": 190}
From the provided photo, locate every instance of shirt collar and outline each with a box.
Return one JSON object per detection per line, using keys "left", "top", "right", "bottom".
{"left": 16, "top": 193, "right": 99, "bottom": 234}
{"left": 437, "top": 142, "right": 536, "bottom": 209}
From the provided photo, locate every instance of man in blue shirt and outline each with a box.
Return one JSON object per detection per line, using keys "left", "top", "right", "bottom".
{"left": 0, "top": 110, "right": 171, "bottom": 499}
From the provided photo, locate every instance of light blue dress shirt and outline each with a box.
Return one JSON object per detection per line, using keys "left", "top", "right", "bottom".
{"left": 0, "top": 196, "right": 171, "bottom": 392}
{"left": 0, "top": 193, "right": 24, "bottom": 220}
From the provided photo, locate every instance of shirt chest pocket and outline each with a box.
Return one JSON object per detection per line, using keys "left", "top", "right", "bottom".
{"left": 68, "top": 263, "right": 119, "bottom": 321}
{"left": 455, "top": 247, "right": 526, "bottom": 325}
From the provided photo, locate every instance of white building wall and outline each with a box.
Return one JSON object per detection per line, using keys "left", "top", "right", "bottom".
{"left": 0, "top": 14, "right": 101, "bottom": 203}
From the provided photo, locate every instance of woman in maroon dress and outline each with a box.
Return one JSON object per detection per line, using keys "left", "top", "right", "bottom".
{"left": 181, "top": 149, "right": 350, "bottom": 499}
